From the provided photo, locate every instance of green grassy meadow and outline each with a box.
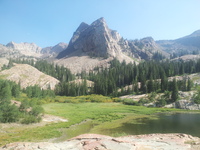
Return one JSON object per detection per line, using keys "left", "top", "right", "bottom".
{"left": 0, "top": 101, "right": 191, "bottom": 146}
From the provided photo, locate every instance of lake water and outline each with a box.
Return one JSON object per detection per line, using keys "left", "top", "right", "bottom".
{"left": 104, "top": 113, "right": 200, "bottom": 137}
{"left": 64, "top": 112, "right": 200, "bottom": 140}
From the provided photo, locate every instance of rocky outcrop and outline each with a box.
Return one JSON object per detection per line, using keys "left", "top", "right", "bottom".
{"left": 0, "top": 64, "right": 59, "bottom": 90}
{"left": 1, "top": 133, "right": 200, "bottom": 150}
{"left": 175, "top": 100, "right": 200, "bottom": 110}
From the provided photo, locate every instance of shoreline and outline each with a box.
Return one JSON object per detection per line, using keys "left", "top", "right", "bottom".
{"left": 1, "top": 133, "right": 200, "bottom": 150}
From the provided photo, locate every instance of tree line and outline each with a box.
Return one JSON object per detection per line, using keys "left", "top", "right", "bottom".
{"left": 51, "top": 58, "right": 197, "bottom": 100}
{"left": 5, "top": 58, "right": 199, "bottom": 100}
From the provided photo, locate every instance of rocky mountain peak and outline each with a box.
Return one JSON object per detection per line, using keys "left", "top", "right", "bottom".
{"left": 75, "top": 22, "right": 89, "bottom": 33}
{"left": 140, "top": 37, "right": 159, "bottom": 48}
{"left": 69, "top": 22, "right": 89, "bottom": 45}
{"left": 57, "top": 17, "right": 127, "bottom": 59}
{"left": 91, "top": 17, "right": 107, "bottom": 27}
{"left": 51, "top": 42, "right": 68, "bottom": 53}
{"left": 6, "top": 41, "right": 15, "bottom": 46}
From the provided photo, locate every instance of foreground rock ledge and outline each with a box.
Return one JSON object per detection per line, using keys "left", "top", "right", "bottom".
{"left": 1, "top": 133, "right": 200, "bottom": 150}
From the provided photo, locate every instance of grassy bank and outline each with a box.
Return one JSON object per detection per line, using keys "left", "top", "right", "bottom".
{"left": 0, "top": 102, "right": 193, "bottom": 146}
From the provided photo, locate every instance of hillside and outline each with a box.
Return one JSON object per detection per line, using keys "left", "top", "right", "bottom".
{"left": 157, "top": 29, "right": 200, "bottom": 56}
{"left": 0, "top": 64, "right": 59, "bottom": 90}
{"left": 0, "top": 58, "right": 9, "bottom": 70}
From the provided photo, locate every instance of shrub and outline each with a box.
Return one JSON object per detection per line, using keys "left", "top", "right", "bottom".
{"left": 29, "top": 106, "right": 44, "bottom": 116}
{"left": 112, "top": 98, "right": 123, "bottom": 102}
{"left": 193, "top": 89, "right": 200, "bottom": 104}
{"left": 138, "top": 98, "right": 149, "bottom": 105}
{"left": 123, "top": 99, "right": 139, "bottom": 105}
{"left": 21, "top": 115, "right": 42, "bottom": 124}
{"left": 156, "top": 98, "right": 167, "bottom": 107}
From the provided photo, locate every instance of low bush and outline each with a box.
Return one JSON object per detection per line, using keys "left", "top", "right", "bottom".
{"left": 21, "top": 115, "right": 42, "bottom": 124}
{"left": 123, "top": 99, "right": 139, "bottom": 105}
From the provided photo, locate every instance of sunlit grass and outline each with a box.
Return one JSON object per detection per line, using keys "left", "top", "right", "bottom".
{"left": 0, "top": 101, "right": 193, "bottom": 146}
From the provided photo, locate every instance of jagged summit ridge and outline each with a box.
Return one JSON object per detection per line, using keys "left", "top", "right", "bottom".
{"left": 91, "top": 17, "right": 107, "bottom": 27}
{"left": 6, "top": 41, "right": 42, "bottom": 53}
{"left": 6, "top": 41, "right": 42, "bottom": 57}
{"left": 1, "top": 41, "right": 67, "bottom": 58}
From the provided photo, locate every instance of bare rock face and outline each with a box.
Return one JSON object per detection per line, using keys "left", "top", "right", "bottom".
{"left": 0, "top": 64, "right": 59, "bottom": 90}
{"left": 0, "top": 44, "right": 22, "bottom": 58}
{"left": 1, "top": 133, "right": 200, "bottom": 150}
{"left": 6, "top": 41, "right": 42, "bottom": 57}
{"left": 175, "top": 100, "right": 200, "bottom": 110}
{"left": 57, "top": 17, "right": 134, "bottom": 62}
{"left": 51, "top": 42, "right": 68, "bottom": 53}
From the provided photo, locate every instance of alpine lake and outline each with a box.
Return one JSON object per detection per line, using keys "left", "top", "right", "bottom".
{"left": 64, "top": 112, "right": 200, "bottom": 139}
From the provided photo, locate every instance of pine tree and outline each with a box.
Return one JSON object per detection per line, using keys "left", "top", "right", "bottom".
{"left": 147, "top": 76, "right": 154, "bottom": 93}
{"left": 171, "top": 78, "right": 179, "bottom": 102}
{"left": 12, "top": 84, "right": 20, "bottom": 98}
{"left": 0, "top": 82, "right": 12, "bottom": 101}
{"left": 187, "top": 78, "right": 193, "bottom": 91}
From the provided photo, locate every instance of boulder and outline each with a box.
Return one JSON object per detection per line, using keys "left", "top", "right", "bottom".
{"left": 175, "top": 100, "right": 200, "bottom": 110}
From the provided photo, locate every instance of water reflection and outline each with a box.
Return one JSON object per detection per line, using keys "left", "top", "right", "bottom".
{"left": 107, "top": 113, "right": 200, "bottom": 137}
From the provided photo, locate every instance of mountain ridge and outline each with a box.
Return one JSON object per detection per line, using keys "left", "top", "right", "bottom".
{"left": 0, "top": 42, "right": 68, "bottom": 58}
{"left": 156, "top": 29, "right": 200, "bottom": 56}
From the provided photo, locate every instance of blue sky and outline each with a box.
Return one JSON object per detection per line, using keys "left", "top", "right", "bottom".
{"left": 0, "top": 0, "right": 200, "bottom": 48}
